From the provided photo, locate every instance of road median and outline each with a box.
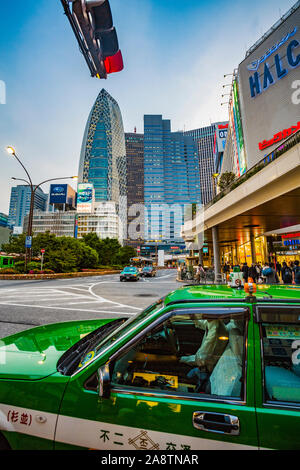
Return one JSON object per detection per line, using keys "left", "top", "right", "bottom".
{"left": 0, "top": 270, "right": 120, "bottom": 280}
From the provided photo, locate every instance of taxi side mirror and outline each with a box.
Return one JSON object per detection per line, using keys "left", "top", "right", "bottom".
{"left": 97, "top": 363, "right": 111, "bottom": 399}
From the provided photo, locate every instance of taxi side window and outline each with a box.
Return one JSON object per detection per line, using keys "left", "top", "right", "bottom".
{"left": 261, "top": 322, "right": 300, "bottom": 405}
{"left": 111, "top": 313, "right": 246, "bottom": 399}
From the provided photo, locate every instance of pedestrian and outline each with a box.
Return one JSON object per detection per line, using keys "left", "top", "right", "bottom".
{"left": 248, "top": 263, "right": 258, "bottom": 282}
{"left": 292, "top": 260, "right": 300, "bottom": 285}
{"left": 262, "top": 263, "right": 279, "bottom": 284}
{"left": 223, "top": 262, "right": 230, "bottom": 274}
{"left": 241, "top": 263, "right": 249, "bottom": 283}
{"left": 195, "top": 264, "right": 203, "bottom": 283}
{"left": 281, "top": 261, "right": 293, "bottom": 284}
{"left": 276, "top": 261, "right": 282, "bottom": 276}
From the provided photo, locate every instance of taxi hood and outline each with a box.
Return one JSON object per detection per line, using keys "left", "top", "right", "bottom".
{"left": 0, "top": 319, "right": 115, "bottom": 381}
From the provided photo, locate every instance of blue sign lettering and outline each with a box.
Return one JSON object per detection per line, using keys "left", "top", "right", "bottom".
{"left": 287, "top": 39, "right": 300, "bottom": 67}
{"left": 249, "top": 37, "right": 300, "bottom": 98}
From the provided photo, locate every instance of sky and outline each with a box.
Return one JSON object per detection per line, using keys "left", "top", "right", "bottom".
{"left": 0, "top": 0, "right": 297, "bottom": 213}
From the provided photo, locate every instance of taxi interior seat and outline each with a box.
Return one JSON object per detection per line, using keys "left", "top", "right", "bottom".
{"left": 265, "top": 365, "right": 300, "bottom": 402}
{"left": 209, "top": 320, "right": 244, "bottom": 398}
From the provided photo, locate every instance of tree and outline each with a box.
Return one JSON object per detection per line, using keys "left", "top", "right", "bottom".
{"left": 82, "top": 235, "right": 121, "bottom": 266}
{"left": 3, "top": 232, "right": 99, "bottom": 273}
{"left": 113, "top": 246, "right": 136, "bottom": 266}
{"left": 2, "top": 234, "right": 26, "bottom": 255}
{"left": 45, "top": 249, "right": 78, "bottom": 273}
{"left": 218, "top": 172, "right": 236, "bottom": 192}
{"left": 99, "top": 238, "right": 121, "bottom": 265}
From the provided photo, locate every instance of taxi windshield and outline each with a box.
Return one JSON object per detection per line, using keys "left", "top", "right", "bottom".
{"left": 71, "top": 299, "right": 164, "bottom": 375}
{"left": 123, "top": 267, "right": 137, "bottom": 272}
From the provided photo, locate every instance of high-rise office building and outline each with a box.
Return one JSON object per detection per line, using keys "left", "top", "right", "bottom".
{"left": 0, "top": 213, "right": 8, "bottom": 228}
{"left": 23, "top": 210, "right": 76, "bottom": 238}
{"left": 8, "top": 185, "right": 48, "bottom": 232}
{"left": 125, "top": 132, "right": 144, "bottom": 246}
{"left": 78, "top": 88, "right": 127, "bottom": 241}
{"left": 185, "top": 122, "right": 228, "bottom": 204}
{"left": 144, "top": 115, "right": 201, "bottom": 242}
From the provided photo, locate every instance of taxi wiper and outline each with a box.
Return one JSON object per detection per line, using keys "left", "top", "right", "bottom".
{"left": 57, "top": 318, "right": 126, "bottom": 376}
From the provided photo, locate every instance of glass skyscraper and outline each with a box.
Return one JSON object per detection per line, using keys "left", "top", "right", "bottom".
{"left": 8, "top": 185, "right": 48, "bottom": 231}
{"left": 185, "top": 122, "right": 228, "bottom": 205}
{"left": 125, "top": 132, "right": 144, "bottom": 246}
{"left": 144, "top": 115, "right": 201, "bottom": 242}
{"left": 78, "top": 88, "right": 127, "bottom": 238}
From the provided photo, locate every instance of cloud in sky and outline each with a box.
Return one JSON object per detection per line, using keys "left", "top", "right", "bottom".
{"left": 0, "top": 0, "right": 296, "bottom": 213}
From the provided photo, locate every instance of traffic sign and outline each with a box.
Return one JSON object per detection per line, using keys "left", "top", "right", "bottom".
{"left": 25, "top": 236, "right": 32, "bottom": 248}
{"left": 41, "top": 249, "right": 45, "bottom": 254}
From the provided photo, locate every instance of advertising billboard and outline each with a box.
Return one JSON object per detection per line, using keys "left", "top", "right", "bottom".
{"left": 238, "top": 4, "right": 300, "bottom": 169}
{"left": 50, "top": 184, "right": 77, "bottom": 208}
{"left": 77, "top": 183, "right": 94, "bottom": 213}
{"left": 50, "top": 184, "right": 68, "bottom": 204}
{"left": 229, "top": 79, "right": 247, "bottom": 177}
{"left": 213, "top": 122, "right": 229, "bottom": 172}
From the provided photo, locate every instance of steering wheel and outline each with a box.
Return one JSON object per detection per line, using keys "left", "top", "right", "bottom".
{"left": 163, "top": 323, "right": 180, "bottom": 356}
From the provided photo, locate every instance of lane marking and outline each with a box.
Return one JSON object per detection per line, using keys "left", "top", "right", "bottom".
{"left": 88, "top": 283, "right": 142, "bottom": 311}
{"left": 0, "top": 302, "right": 136, "bottom": 315}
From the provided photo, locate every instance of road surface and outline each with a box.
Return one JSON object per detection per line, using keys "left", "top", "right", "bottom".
{"left": 0, "top": 269, "right": 179, "bottom": 338}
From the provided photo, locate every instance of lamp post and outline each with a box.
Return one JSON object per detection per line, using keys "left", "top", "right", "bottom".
{"left": 212, "top": 173, "right": 219, "bottom": 198}
{"left": 6, "top": 146, "right": 77, "bottom": 268}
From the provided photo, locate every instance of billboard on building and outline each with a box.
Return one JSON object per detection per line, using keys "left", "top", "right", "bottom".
{"left": 50, "top": 184, "right": 68, "bottom": 204}
{"left": 77, "top": 183, "right": 94, "bottom": 213}
{"left": 213, "top": 122, "right": 229, "bottom": 172}
{"left": 229, "top": 79, "right": 247, "bottom": 177}
{"left": 50, "top": 184, "right": 77, "bottom": 208}
{"left": 238, "top": 4, "right": 300, "bottom": 169}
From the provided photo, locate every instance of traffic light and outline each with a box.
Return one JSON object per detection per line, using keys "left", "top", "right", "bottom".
{"left": 61, "top": 0, "right": 124, "bottom": 79}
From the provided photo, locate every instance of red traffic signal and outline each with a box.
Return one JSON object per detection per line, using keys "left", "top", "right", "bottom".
{"left": 61, "top": 0, "right": 124, "bottom": 78}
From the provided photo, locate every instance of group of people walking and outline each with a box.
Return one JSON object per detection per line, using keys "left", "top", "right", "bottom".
{"left": 223, "top": 260, "right": 300, "bottom": 285}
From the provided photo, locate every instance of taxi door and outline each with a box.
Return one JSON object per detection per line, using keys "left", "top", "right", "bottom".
{"left": 55, "top": 308, "right": 259, "bottom": 450}
{"left": 254, "top": 305, "right": 300, "bottom": 450}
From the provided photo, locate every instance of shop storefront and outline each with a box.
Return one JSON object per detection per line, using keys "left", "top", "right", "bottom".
{"left": 272, "top": 232, "right": 300, "bottom": 265}
{"left": 235, "top": 236, "right": 267, "bottom": 265}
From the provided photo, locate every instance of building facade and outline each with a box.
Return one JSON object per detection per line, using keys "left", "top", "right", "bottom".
{"left": 222, "top": 2, "right": 300, "bottom": 177}
{"left": 8, "top": 185, "right": 48, "bottom": 233}
{"left": 78, "top": 88, "right": 126, "bottom": 241}
{"left": 0, "top": 213, "right": 8, "bottom": 228}
{"left": 125, "top": 132, "right": 144, "bottom": 246}
{"left": 185, "top": 122, "right": 228, "bottom": 205}
{"left": 144, "top": 115, "right": 201, "bottom": 242}
{"left": 23, "top": 211, "right": 76, "bottom": 238}
{"left": 182, "top": 1, "right": 300, "bottom": 273}
{"left": 77, "top": 202, "right": 120, "bottom": 241}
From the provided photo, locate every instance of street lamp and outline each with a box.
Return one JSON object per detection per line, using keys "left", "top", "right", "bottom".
{"left": 212, "top": 173, "right": 220, "bottom": 198}
{"left": 6, "top": 146, "right": 77, "bottom": 268}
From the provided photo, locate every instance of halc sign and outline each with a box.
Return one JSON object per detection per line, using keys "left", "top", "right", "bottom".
{"left": 248, "top": 27, "right": 300, "bottom": 98}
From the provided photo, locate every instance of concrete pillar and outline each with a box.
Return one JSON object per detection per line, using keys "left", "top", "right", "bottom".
{"left": 212, "top": 226, "right": 221, "bottom": 283}
{"left": 250, "top": 235, "right": 257, "bottom": 264}
{"left": 233, "top": 243, "right": 238, "bottom": 265}
{"left": 197, "top": 233, "right": 203, "bottom": 265}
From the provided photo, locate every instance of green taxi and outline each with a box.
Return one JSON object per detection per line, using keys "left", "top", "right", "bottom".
{"left": 0, "top": 284, "right": 300, "bottom": 450}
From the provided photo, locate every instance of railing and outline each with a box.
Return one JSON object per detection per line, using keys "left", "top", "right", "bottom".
{"left": 245, "top": 1, "right": 300, "bottom": 58}
{"left": 206, "top": 129, "right": 300, "bottom": 209}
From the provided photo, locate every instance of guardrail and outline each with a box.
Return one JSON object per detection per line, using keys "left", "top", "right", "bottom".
{"left": 207, "top": 129, "right": 300, "bottom": 208}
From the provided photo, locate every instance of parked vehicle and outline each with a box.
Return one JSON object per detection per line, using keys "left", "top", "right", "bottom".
{"left": 0, "top": 284, "right": 300, "bottom": 450}
{"left": 0, "top": 256, "right": 14, "bottom": 270}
